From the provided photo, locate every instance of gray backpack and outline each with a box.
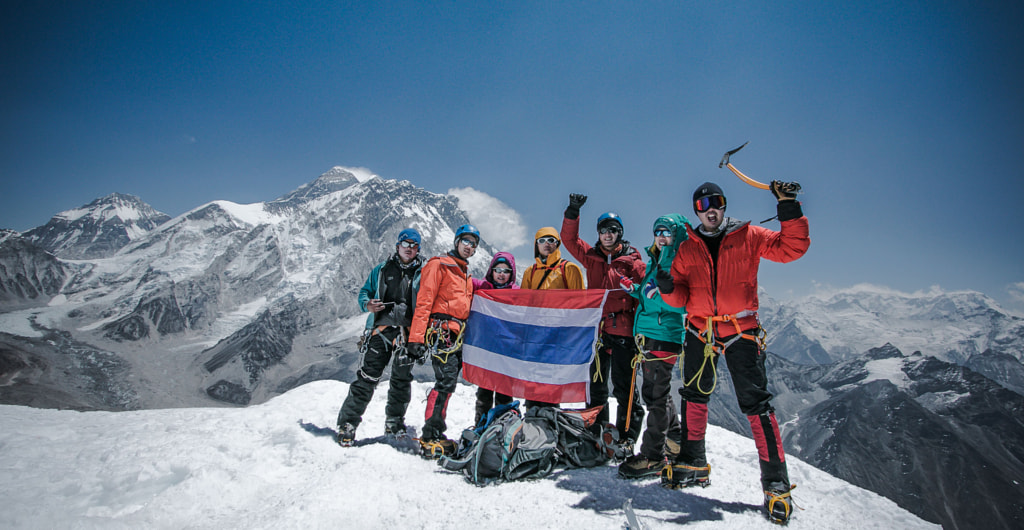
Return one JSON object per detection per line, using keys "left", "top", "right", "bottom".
{"left": 440, "top": 402, "right": 558, "bottom": 485}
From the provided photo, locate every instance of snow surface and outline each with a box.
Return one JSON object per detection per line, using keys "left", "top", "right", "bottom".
{"left": 0, "top": 309, "right": 44, "bottom": 338}
{"left": 210, "top": 200, "right": 283, "bottom": 226}
{"left": 0, "top": 380, "right": 938, "bottom": 529}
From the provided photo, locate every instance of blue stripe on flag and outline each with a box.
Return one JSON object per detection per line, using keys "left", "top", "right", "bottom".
{"left": 464, "top": 311, "right": 596, "bottom": 366}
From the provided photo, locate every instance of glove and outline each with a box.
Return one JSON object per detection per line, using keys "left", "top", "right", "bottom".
{"left": 655, "top": 268, "right": 674, "bottom": 294}
{"left": 770, "top": 180, "right": 801, "bottom": 202}
{"left": 405, "top": 342, "right": 426, "bottom": 365}
{"left": 564, "top": 193, "right": 587, "bottom": 220}
{"left": 642, "top": 280, "right": 659, "bottom": 299}
{"left": 618, "top": 275, "right": 635, "bottom": 293}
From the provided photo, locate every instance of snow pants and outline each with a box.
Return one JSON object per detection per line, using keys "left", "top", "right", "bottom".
{"left": 337, "top": 327, "right": 414, "bottom": 428}
{"left": 422, "top": 348, "right": 463, "bottom": 441}
{"left": 676, "top": 327, "right": 789, "bottom": 489}
{"left": 638, "top": 346, "right": 683, "bottom": 461}
{"left": 588, "top": 333, "right": 645, "bottom": 442}
{"left": 474, "top": 387, "right": 513, "bottom": 426}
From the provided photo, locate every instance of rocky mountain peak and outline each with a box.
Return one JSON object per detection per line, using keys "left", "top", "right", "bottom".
{"left": 21, "top": 193, "right": 171, "bottom": 259}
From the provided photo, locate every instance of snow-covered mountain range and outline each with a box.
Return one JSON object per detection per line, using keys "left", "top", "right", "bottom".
{"left": 759, "top": 284, "right": 1024, "bottom": 366}
{"left": 1, "top": 167, "right": 491, "bottom": 409}
{"left": 2, "top": 166, "right": 1022, "bottom": 530}
{"left": 705, "top": 344, "right": 1024, "bottom": 530}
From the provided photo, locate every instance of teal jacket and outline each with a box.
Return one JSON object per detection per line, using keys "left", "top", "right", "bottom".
{"left": 358, "top": 254, "right": 422, "bottom": 329}
{"left": 625, "top": 213, "right": 689, "bottom": 348}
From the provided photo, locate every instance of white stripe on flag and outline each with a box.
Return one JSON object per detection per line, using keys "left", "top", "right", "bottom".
{"left": 470, "top": 295, "right": 604, "bottom": 328}
{"left": 463, "top": 344, "right": 591, "bottom": 385}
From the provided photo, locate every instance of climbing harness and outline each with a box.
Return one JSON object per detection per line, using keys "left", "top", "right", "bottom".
{"left": 424, "top": 314, "right": 466, "bottom": 363}
{"left": 357, "top": 325, "right": 411, "bottom": 379}
{"left": 624, "top": 334, "right": 684, "bottom": 434}
{"left": 684, "top": 311, "right": 767, "bottom": 396}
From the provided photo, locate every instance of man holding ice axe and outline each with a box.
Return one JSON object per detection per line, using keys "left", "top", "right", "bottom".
{"left": 656, "top": 143, "right": 810, "bottom": 525}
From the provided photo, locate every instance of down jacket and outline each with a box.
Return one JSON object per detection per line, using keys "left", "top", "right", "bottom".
{"left": 520, "top": 227, "right": 585, "bottom": 290}
{"left": 661, "top": 209, "right": 810, "bottom": 336}
{"left": 561, "top": 216, "right": 646, "bottom": 336}
{"left": 626, "top": 213, "right": 689, "bottom": 348}
{"left": 409, "top": 251, "right": 474, "bottom": 343}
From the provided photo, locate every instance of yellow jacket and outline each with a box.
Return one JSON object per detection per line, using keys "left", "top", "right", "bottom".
{"left": 520, "top": 227, "right": 585, "bottom": 290}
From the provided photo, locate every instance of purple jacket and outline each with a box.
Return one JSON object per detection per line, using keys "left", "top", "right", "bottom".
{"left": 472, "top": 251, "right": 520, "bottom": 290}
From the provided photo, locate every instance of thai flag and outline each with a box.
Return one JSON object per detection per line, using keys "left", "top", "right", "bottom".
{"left": 462, "top": 289, "right": 608, "bottom": 404}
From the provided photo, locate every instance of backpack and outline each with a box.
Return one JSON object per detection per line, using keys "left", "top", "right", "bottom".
{"left": 439, "top": 403, "right": 616, "bottom": 486}
{"left": 440, "top": 402, "right": 558, "bottom": 485}
{"left": 532, "top": 406, "right": 616, "bottom": 468}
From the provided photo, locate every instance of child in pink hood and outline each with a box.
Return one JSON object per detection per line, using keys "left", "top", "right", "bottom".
{"left": 471, "top": 251, "right": 519, "bottom": 424}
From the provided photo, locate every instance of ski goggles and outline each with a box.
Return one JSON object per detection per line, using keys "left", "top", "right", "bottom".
{"left": 598, "top": 226, "right": 621, "bottom": 235}
{"left": 398, "top": 240, "right": 419, "bottom": 249}
{"left": 695, "top": 195, "right": 727, "bottom": 213}
{"left": 458, "top": 237, "right": 478, "bottom": 248}
{"left": 492, "top": 268, "right": 513, "bottom": 275}
{"left": 653, "top": 228, "right": 672, "bottom": 237}
{"left": 536, "top": 236, "right": 558, "bottom": 245}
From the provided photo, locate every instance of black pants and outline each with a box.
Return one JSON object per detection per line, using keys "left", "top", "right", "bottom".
{"left": 588, "top": 333, "right": 644, "bottom": 442}
{"left": 337, "top": 327, "right": 414, "bottom": 428}
{"left": 638, "top": 352, "right": 682, "bottom": 460}
{"left": 422, "top": 348, "right": 463, "bottom": 441}
{"left": 474, "top": 388, "right": 513, "bottom": 426}
{"left": 677, "top": 327, "right": 788, "bottom": 488}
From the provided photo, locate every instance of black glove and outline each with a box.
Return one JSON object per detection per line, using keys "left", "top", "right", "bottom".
{"left": 564, "top": 193, "right": 587, "bottom": 220}
{"left": 655, "top": 268, "right": 674, "bottom": 294}
{"left": 770, "top": 180, "right": 801, "bottom": 201}
{"left": 405, "top": 342, "right": 426, "bottom": 365}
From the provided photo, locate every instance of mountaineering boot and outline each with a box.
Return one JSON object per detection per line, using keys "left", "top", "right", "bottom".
{"left": 660, "top": 460, "right": 711, "bottom": 489}
{"left": 764, "top": 482, "right": 796, "bottom": 524}
{"left": 337, "top": 422, "right": 357, "bottom": 447}
{"left": 418, "top": 437, "right": 457, "bottom": 460}
{"left": 664, "top": 438, "right": 681, "bottom": 460}
{"left": 384, "top": 417, "right": 408, "bottom": 439}
{"left": 618, "top": 454, "right": 667, "bottom": 479}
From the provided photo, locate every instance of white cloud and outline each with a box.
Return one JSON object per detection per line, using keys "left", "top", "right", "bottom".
{"left": 336, "top": 166, "right": 378, "bottom": 183}
{"left": 448, "top": 187, "right": 528, "bottom": 250}
{"left": 1008, "top": 282, "right": 1024, "bottom": 303}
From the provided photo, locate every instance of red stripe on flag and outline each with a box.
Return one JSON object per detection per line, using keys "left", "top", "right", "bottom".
{"left": 464, "top": 363, "right": 588, "bottom": 404}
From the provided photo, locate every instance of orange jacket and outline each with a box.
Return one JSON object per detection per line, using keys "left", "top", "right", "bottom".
{"left": 409, "top": 252, "right": 474, "bottom": 343}
{"left": 662, "top": 215, "right": 809, "bottom": 336}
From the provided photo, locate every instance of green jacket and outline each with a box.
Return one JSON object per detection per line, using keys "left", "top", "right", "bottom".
{"left": 626, "top": 213, "right": 689, "bottom": 348}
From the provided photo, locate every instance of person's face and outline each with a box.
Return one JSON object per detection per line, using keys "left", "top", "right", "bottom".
{"left": 697, "top": 207, "right": 724, "bottom": 232}
{"left": 457, "top": 236, "right": 478, "bottom": 259}
{"left": 695, "top": 195, "right": 726, "bottom": 232}
{"left": 598, "top": 225, "right": 620, "bottom": 250}
{"left": 396, "top": 240, "right": 419, "bottom": 263}
{"left": 653, "top": 228, "right": 674, "bottom": 250}
{"left": 536, "top": 236, "right": 559, "bottom": 258}
{"left": 491, "top": 265, "right": 512, "bottom": 284}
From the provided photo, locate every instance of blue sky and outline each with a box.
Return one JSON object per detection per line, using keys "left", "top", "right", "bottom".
{"left": 2, "top": 2, "right": 1023, "bottom": 307}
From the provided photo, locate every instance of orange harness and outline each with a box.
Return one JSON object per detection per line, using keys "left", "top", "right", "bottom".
{"left": 683, "top": 310, "right": 766, "bottom": 395}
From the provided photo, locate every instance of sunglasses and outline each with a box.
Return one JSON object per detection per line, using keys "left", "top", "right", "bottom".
{"left": 536, "top": 236, "right": 558, "bottom": 245}
{"left": 695, "top": 195, "right": 727, "bottom": 213}
{"left": 653, "top": 229, "right": 672, "bottom": 237}
{"left": 492, "top": 268, "right": 513, "bottom": 275}
{"left": 398, "top": 241, "right": 419, "bottom": 249}
{"left": 459, "top": 237, "right": 478, "bottom": 248}
{"left": 598, "top": 226, "right": 621, "bottom": 235}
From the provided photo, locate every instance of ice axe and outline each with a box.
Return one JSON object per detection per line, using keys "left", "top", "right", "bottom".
{"left": 718, "top": 142, "right": 802, "bottom": 196}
